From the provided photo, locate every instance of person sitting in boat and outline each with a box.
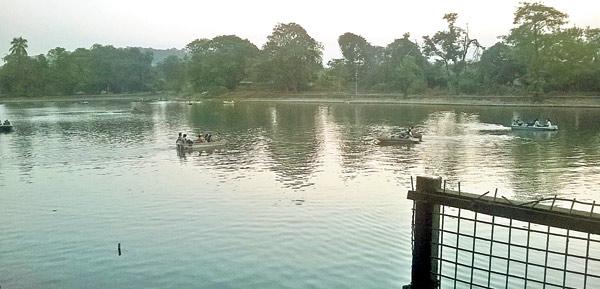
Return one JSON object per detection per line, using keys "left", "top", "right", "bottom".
{"left": 195, "top": 134, "right": 205, "bottom": 144}
{"left": 182, "top": 134, "right": 191, "bottom": 145}
{"left": 176, "top": 132, "right": 183, "bottom": 145}
{"left": 3, "top": 120, "right": 10, "bottom": 125}
{"left": 204, "top": 133, "right": 212, "bottom": 142}
{"left": 533, "top": 119, "right": 541, "bottom": 127}
{"left": 546, "top": 119, "right": 552, "bottom": 127}
{"left": 408, "top": 127, "right": 423, "bottom": 141}
{"left": 512, "top": 118, "right": 524, "bottom": 126}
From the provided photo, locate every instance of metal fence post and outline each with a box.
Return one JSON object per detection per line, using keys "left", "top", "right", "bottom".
{"left": 411, "top": 176, "right": 441, "bottom": 289}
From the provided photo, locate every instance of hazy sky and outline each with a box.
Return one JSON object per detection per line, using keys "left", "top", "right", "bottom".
{"left": 1, "top": 0, "right": 599, "bottom": 61}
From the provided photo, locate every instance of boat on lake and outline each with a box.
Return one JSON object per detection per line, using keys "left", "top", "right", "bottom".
{"left": 511, "top": 124, "right": 558, "bottom": 131}
{"left": 376, "top": 127, "right": 423, "bottom": 145}
{"left": 176, "top": 140, "right": 227, "bottom": 151}
{"left": 0, "top": 124, "right": 14, "bottom": 133}
{"left": 223, "top": 100, "right": 235, "bottom": 105}
{"left": 0, "top": 123, "right": 14, "bottom": 133}
{"left": 377, "top": 135, "right": 422, "bottom": 145}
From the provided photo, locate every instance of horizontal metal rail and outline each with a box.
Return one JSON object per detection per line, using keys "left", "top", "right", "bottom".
{"left": 407, "top": 189, "right": 600, "bottom": 235}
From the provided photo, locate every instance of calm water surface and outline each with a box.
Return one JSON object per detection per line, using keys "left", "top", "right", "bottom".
{"left": 1, "top": 100, "right": 600, "bottom": 288}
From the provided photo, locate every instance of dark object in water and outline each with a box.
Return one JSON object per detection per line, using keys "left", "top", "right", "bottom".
{"left": 118, "top": 243, "right": 121, "bottom": 256}
{"left": 0, "top": 124, "right": 14, "bottom": 133}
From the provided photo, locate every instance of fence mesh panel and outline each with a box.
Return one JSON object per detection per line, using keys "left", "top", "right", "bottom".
{"left": 410, "top": 184, "right": 600, "bottom": 289}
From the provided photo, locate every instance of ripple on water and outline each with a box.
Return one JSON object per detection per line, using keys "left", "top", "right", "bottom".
{"left": 1, "top": 101, "right": 600, "bottom": 288}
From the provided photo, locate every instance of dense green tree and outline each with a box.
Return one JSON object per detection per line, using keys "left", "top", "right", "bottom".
{"left": 362, "top": 45, "right": 387, "bottom": 91}
{"left": 478, "top": 42, "right": 525, "bottom": 88}
{"left": 338, "top": 33, "right": 369, "bottom": 92}
{"left": 156, "top": 55, "right": 186, "bottom": 92}
{"left": 423, "top": 13, "right": 481, "bottom": 91}
{"left": 186, "top": 35, "right": 258, "bottom": 92}
{"left": 319, "top": 58, "right": 347, "bottom": 91}
{"left": 384, "top": 34, "right": 427, "bottom": 95}
{"left": 506, "top": 2, "right": 568, "bottom": 94}
{"left": 338, "top": 33, "right": 369, "bottom": 65}
{"left": 260, "top": 23, "right": 323, "bottom": 92}
{"left": 46, "top": 47, "right": 78, "bottom": 94}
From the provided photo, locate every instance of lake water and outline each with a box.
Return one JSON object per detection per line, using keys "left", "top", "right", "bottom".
{"left": 1, "top": 100, "right": 600, "bottom": 289}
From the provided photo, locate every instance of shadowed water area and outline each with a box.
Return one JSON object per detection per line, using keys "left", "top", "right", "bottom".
{"left": 1, "top": 100, "right": 600, "bottom": 288}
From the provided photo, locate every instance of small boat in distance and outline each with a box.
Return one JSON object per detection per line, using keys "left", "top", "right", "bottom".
{"left": 511, "top": 119, "right": 558, "bottom": 131}
{"left": 376, "top": 128, "right": 423, "bottom": 145}
{"left": 177, "top": 140, "right": 227, "bottom": 151}
{"left": 377, "top": 135, "right": 422, "bottom": 145}
{"left": 0, "top": 123, "right": 14, "bottom": 133}
{"left": 511, "top": 124, "right": 558, "bottom": 131}
{"left": 223, "top": 100, "right": 235, "bottom": 105}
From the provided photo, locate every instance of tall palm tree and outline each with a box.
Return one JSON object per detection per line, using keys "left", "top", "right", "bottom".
{"left": 9, "top": 37, "right": 28, "bottom": 57}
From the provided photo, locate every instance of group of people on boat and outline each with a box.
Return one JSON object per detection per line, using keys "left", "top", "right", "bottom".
{"left": 1, "top": 119, "right": 11, "bottom": 126}
{"left": 512, "top": 118, "right": 552, "bottom": 127}
{"left": 176, "top": 132, "right": 213, "bottom": 145}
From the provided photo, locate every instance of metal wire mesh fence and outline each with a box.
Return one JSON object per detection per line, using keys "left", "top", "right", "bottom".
{"left": 407, "top": 176, "right": 600, "bottom": 289}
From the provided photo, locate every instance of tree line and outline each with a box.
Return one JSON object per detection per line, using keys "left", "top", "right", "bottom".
{"left": 1, "top": 2, "right": 599, "bottom": 98}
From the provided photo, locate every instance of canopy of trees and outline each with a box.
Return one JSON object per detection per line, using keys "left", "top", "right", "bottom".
{"left": 2, "top": 3, "right": 600, "bottom": 97}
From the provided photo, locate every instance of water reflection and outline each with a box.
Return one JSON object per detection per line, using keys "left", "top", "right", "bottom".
{"left": 2, "top": 100, "right": 600, "bottom": 289}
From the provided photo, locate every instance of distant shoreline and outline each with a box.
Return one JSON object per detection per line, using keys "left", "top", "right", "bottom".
{"left": 239, "top": 96, "right": 600, "bottom": 108}
{"left": 2, "top": 92, "right": 600, "bottom": 109}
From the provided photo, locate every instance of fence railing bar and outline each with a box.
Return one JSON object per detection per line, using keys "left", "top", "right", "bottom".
{"left": 438, "top": 205, "right": 446, "bottom": 288}
{"left": 563, "top": 228, "right": 571, "bottom": 288}
{"left": 524, "top": 221, "right": 531, "bottom": 289}
{"left": 504, "top": 219, "right": 513, "bottom": 289}
{"left": 486, "top": 190, "right": 497, "bottom": 289}
{"left": 469, "top": 211, "right": 478, "bottom": 289}
{"left": 409, "top": 193, "right": 598, "bottom": 208}
{"left": 542, "top": 222, "right": 551, "bottom": 289}
{"left": 584, "top": 232, "right": 591, "bottom": 289}
{"left": 454, "top": 206, "right": 462, "bottom": 289}
{"left": 407, "top": 190, "right": 600, "bottom": 235}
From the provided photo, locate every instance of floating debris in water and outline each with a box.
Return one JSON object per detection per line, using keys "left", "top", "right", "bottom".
{"left": 118, "top": 243, "right": 121, "bottom": 256}
{"left": 292, "top": 199, "right": 305, "bottom": 205}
